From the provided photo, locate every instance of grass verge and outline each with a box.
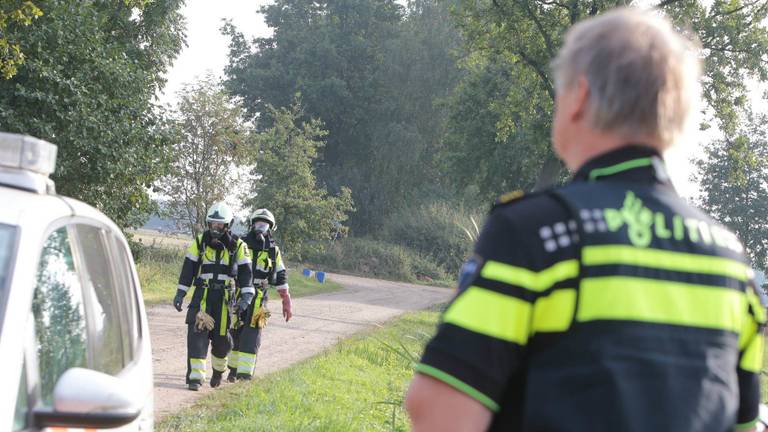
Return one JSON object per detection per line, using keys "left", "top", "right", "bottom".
{"left": 138, "top": 246, "right": 343, "bottom": 306}
{"left": 157, "top": 307, "right": 442, "bottom": 432}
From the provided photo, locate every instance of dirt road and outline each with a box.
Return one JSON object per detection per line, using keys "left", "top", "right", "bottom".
{"left": 149, "top": 273, "right": 453, "bottom": 420}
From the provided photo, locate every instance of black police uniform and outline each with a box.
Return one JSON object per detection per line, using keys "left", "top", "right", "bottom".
{"left": 417, "top": 146, "right": 766, "bottom": 431}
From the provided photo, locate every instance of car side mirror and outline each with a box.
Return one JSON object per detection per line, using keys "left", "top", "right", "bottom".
{"left": 33, "top": 367, "right": 141, "bottom": 429}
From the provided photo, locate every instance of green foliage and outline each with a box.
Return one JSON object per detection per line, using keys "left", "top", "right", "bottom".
{"left": 157, "top": 308, "right": 441, "bottom": 432}
{"left": 446, "top": 0, "right": 768, "bottom": 199}
{"left": 135, "top": 246, "right": 184, "bottom": 305}
{"left": 0, "top": 1, "right": 42, "bottom": 79}
{"left": 694, "top": 112, "right": 768, "bottom": 272}
{"left": 379, "top": 201, "right": 485, "bottom": 275}
{"left": 224, "top": 0, "right": 461, "bottom": 233}
{"left": 303, "top": 237, "right": 450, "bottom": 284}
{"left": 0, "top": 0, "right": 185, "bottom": 229}
{"left": 247, "top": 101, "right": 354, "bottom": 259}
{"left": 156, "top": 75, "right": 254, "bottom": 235}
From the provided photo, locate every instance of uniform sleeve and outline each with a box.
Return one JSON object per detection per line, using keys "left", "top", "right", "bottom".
{"left": 416, "top": 210, "right": 534, "bottom": 413}
{"left": 273, "top": 246, "right": 288, "bottom": 291}
{"left": 236, "top": 240, "right": 254, "bottom": 294}
{"left": 177, "top": 235, "right": 202, "bottom": 292}
{"left": 736, "top": 281, "right": 766, "bottom": 429}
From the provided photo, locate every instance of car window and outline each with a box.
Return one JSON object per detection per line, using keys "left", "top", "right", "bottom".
{"left": 108, "top": 232, "right": 140, "bottom": 357}
{"left": 32, "top": 226, "right": 87, "bottom": 406}
{"left": 12, "top": 362, "right": 28, "bottom": 432}
{"left": 73, "top": 224, "right": 130, "bottom": 374}
{"left": 0, "top": 224, "right": 17, "bottom": 336}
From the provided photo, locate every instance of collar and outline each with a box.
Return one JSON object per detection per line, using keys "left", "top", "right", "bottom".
{"left": 571, "top": 145, "right": 672, "bottom": 186}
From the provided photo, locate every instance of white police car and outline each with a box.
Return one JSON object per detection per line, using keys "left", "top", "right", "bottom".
{"left": 0, "top": 133, "right": 153, "bottom": 431}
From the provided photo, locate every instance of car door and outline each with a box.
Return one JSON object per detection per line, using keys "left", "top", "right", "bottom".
{"left": 13, "top": 221, "right": 151, "bottom": 431}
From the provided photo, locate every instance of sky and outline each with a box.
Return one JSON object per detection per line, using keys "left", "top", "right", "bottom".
{"left": 157, "top": 1, "right": 272, "bottom": 106}
{"left": 158, "top": 0, "right": 703, "bottom": 199}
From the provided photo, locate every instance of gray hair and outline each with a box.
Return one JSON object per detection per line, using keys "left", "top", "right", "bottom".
{"left": 551, "top": 8, "right": 702, "bottom": 148}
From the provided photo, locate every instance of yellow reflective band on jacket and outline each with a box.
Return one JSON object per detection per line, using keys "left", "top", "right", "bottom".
{"left": 747, "top": 287, "right": 767, "bottom": 324}
{"left": 444, "top": 286, "right": 530, "bottom": 345}
{"left": 578, "top": 276, "right": 745, "bottom": 332}
{"left": 582, "top": 245, "right": 750, "bottom": 281}
{"left": 531, "top": 289, "right": 576, "bottom": 334}
{"left": 740, "top": 331, "right": 764, "bottom": 373}
{"left": 480, "top": 259, "right": 578, "bottom": 292}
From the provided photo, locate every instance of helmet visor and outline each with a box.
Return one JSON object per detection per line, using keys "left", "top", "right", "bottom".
{"left": 252, "top": 221, "right": 270, "bottom": 233}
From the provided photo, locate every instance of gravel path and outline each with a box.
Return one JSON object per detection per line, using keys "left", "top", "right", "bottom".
{"left": 149, "top": 272, "right": 453, "bottom": 420}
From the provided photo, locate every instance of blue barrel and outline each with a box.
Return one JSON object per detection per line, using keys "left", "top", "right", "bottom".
{"left": 302, "top": 268, "right": 312, "bottom": 277}
{"left": 315, "top": 271, "right": 326, "bottom": 283}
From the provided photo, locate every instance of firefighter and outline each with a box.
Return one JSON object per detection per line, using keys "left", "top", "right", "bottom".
{"left": 173, "top": 202, "right": 253, "bottom": 391}
{"left": 406, "top": 8, "right": 765, "bottom": 432}
{"left": 228, "top": 208, "right": 293, "bottom": 381}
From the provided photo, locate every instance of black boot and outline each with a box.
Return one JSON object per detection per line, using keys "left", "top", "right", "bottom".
{"left": 188, "top": 380, "right": 201, "bottom": 391}
{"left": 236, "top": 373, "right": 252, "bottom": 381}
{"left": 227, "top": 367, "right": 238, "bottom": 383}
{"left": 210, "top": 370, "right": 223, "bottom": 388}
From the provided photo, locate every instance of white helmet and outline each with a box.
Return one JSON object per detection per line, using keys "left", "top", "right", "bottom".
{"left": 206, "top": 202, "right": 234, "bottom": 227}
{"left": 250, "top": 208, "right": 276, "bottom": 231}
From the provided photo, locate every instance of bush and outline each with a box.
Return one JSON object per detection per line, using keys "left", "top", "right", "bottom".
{"left": 302, "top": 237, "right": 450, "bottom": 284}
{"left": 379, "top": 201, "right": 486, "bottom": 275}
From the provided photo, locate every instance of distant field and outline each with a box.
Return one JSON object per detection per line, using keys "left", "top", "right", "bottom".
{"left": 130, "top": 228, "right": 190, "bottom": 250}
{"left": 157, "top": 307, "right": 442, "bottom": 432}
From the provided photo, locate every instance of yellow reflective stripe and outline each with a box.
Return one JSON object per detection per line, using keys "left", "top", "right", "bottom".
{"left": 200, "top": 286, "right": 208, "bottom": 315}
{"left": 237, "top": 240, "right": 249, "bottom": 260}
{"left": 237, "top": 352, "right": 256, "bottom": 365}
{"left": 747, "top": 288, "right": 767, "bottom": 324}
{"left": 480, "top": 259, "right": 578, "bottom": 292}
{"left": 443, "top": 286, "right": 530, "bottom": 344}
{"left": 740, "top": 333, "right": 764, "bottom": 373}
{"left": 189, "top": 358, "right": 206, "bottom": 368}
{"left": 531, "top": 289, "right": 576, "bottom": 334}
{"left": 582, "top": 245, "right": 750, "bottom": 281}
{"left": 219, "top": 289, "right": 229, "bottom": 336}
{"left": 578, "top": 277, "right": 745, "bottom": 332}
{"left": 211, "top": 355, "right": 228, "bottom": 370}
{"left": 739, "top": 318, "right": 757, "bottom": 350}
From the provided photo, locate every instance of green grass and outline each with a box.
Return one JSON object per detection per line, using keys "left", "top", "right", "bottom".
{"left": 137, "top": 246, "right": 343, "bottom": 306}
{"left": 157, "top": 308, "right": 442, "bottom": 432}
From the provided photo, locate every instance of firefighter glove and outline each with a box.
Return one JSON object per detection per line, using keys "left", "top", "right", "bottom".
{"left": 236, "top": 291, "right": 255, "bottom": 313}
{"left": 173, "top": 289, "right": 186, "bottom": 312}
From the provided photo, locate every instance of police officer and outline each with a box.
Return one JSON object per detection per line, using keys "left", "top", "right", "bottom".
{"left": 406, "top": 8, "right": 765, "bottom": 432}
{"left": 173, "top": 202, "right": 253, "bottom": 391}
{"left": 227, "top": 208, "right": 292, "bottom": 381}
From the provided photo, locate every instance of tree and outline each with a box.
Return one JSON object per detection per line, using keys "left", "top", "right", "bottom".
{"left": 225, "top": 0, "right": 462, "bottom": 232}
{"left": 0, "top": 1, "right": 42, "bottom": 79}
{"left": 445, "top": 0, "right": 768, "bottom": 199}
{"left": 156, "top": 76, "right": 253, "bottom": 235}
{"left": 246, "top": 100, "right": 354, "bottom": 257}
{"left": 694, "top": 112, "right": 768, "bottom": 273}
{"left": 0, "top": 0, "right": 185, "bottom": 229}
